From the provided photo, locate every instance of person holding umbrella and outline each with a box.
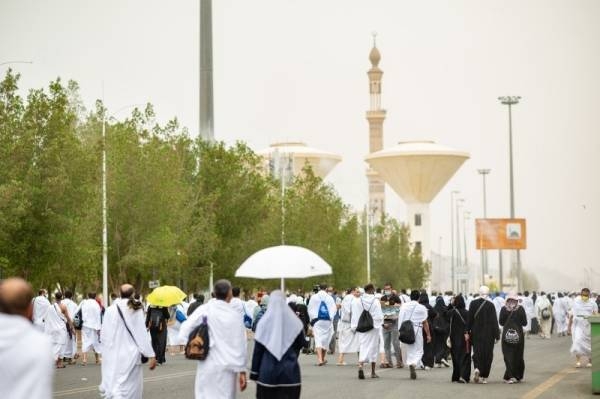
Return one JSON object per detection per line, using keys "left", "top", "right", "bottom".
{"left": 250, "top": 290, "right": 305, "bottom": 399}
{"left": 145, "top": 286, "right": 187, "bottom": 356}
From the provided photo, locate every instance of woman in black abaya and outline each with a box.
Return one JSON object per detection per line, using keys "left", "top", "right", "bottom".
{"left": 446, "top": 294, "right": 471, "bottom": 383}
{"left": 432, "top": 296, "right": 450, "bottom": 367}
{"left": 499, "top": 293, "right": 527, "bottom": 383}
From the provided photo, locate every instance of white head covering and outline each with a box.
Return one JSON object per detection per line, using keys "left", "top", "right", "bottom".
{"left": 254, "top": 290, "right": 303, "bottom": 361}
{"left": 287, "top": 294, "right": 298, "bottom": 304}
{"left": 479, "top": 285, "right": 490, "bottom": 298}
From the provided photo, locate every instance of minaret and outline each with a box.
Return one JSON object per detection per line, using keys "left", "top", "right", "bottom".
{"left": 366, "top": 35, "right": 386, "bottom": 222}
{"left": 200, "top": 0, "right": 214, "bottom": 141}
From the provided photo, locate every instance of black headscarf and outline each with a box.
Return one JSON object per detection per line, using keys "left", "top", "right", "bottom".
{"left": 453, "top": 294, "right": 466, "bottom": 310}
{"left": 433, "top": 296, "right": 447, "bottom": 314}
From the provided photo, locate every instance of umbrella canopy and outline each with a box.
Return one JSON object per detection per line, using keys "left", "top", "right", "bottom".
{"left": 146, "top": 285, "right": 187, "bottom": 307}
{"left": 235, "top": 245, "right": 332, "bottom": 280}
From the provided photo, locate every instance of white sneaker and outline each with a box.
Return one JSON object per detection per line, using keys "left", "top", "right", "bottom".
{"left": 586, "top": 363, "right": 592, "bottom": 368}
{"left": 474, "top": 368, "right": 480, "bottom": 383}
{"left": 441, "top": 359, "right": 450, "bottom": 367}
{"left": 481, "top": 378, "right": 488, "bottom": 384}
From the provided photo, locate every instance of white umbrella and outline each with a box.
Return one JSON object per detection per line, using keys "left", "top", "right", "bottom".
{"left": 235, "top": 245, "right": 333, "bottom": 290}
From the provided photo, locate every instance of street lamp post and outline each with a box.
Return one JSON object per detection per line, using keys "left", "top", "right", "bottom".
{"left": 450, "top": 190, "right": 460, "bottom": 293}
{"left": 498, "top": 95, "right": 522, "bottom": 291}
{"left": 477, "top": 168, "right": 491, "bottom": 283}
{"left": 455, "top": 198, "right": 464, "bottom": 292}
{"left": 463, "top": 211, "right": 471, "bottom": 288}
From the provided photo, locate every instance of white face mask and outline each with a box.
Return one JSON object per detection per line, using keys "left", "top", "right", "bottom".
{"left": 384, "top": 290, "right": 391, "bottom": 296}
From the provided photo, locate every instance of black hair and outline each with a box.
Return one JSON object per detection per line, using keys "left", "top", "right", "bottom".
{"left": 364, "top": 283, "right": 375, "bottom": 293}
{"left": 54, "top": 291, "right": 63, "bottom": 301}
{"left": 214, "top": 279, "right": 232, "bottom": 300}
{"left": 232, "top": 287, "right": 241, "bottom": 297}
{"left": 410, "top": 290, "right": 420, "bottom": 301}
{"left": 88, "top": 292, "right": 96, "bottom": 299}
{"left": 194, "top": 293, "right": 205, "bottom": 303}
{"left": 319, "top": 283, "right": 328, "bottom": 291}
{"left": 64, "top": 290, "right": 73, "bottom": 299}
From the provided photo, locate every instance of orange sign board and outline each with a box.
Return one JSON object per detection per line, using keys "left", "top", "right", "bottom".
{"left": 475, "top": 218, "right": 527, "bottom": 250}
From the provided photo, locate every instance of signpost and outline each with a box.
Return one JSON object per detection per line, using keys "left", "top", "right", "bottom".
{"left": 475, "top": 218, "right": 527, "bottom": 250}
{"left": 475, "top": 218, "right": 526, "bottom": 290}
{"left": 148, "top": 280, "right": 160, "bottom": 289}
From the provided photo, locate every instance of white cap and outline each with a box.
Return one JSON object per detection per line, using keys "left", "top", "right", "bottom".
{"left": 479, "top": 285, "right": 490, "bottom": 296}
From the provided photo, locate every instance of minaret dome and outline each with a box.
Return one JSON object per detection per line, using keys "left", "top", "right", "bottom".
{"left": 369, "top": 46, "right": 381, "bottom": 67}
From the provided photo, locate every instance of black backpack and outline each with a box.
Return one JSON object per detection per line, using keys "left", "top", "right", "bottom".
{"left": 185, "top": 316, "right": 209, "bottom": 360}
{"left": 356, "top": 300, "right": 374, "bottom": 333}
{"left": 148, "top": 307, "right": 165, "bottom": 331}
{"left": 399, "top": 304, "right": 417, "bottom": 344}
{"left": 73, "top": 308, "right": 83, "bottom": 330}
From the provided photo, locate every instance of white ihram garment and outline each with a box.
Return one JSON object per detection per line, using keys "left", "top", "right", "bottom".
{"left": 62, "top": 298, "right": 78, "bottom": 357}
{"left": 0, "top": 314, "right": 54, "bottom": 399}
{"left": 307, "top": 291, "right": 336, "bottom": 349}
{"left": 44, "top": 303, "right": 68, "bottom": 360}
{"left": 570, "top": 296, "right": 598, "bottom": 357}
{"left": 99, "top": 299, "right": 155, "bottom": 399}
{"left": 553, "top": 297, "right": 569, "bottom": 335}
{"left": 179, "top": 299, "right": 247, "bottom": 399}
{"left": 521, "top": 296, "right": 535, "bottom": 332}
{"left": 32, "top": 295, "right": 50, "bottom": 332}
{"left": 351, "top": 294, "right": 383, "bottom": 363}
{"left": 167, "top": 304, "right": 187, "bottom": 346}
{"left": 398, "top": 301, "right": 428, "bottom": 366}
{"left": 535, "top": 296, "right": 553, "bottom": 336}
{"left": 78, "top": 299, "right": 103, "bottom": 353}
{"left": 337, "top": 295, "right": 358, "bottom": 354}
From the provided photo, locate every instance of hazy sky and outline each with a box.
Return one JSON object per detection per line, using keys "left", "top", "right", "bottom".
{"left": 2, "top": 0, "right": 599, "bottom": 290}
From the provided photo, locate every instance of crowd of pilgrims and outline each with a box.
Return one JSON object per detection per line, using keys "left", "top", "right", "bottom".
{"left": 24, "top": 281, "right": 599, "bottom": 398}
{"left": 282, "top": 284, "right": 598, "bottom": 384}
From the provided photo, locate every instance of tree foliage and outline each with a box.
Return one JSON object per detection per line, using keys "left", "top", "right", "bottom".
{"left": 0, "top": 71, "right": 431, "bottom": 295}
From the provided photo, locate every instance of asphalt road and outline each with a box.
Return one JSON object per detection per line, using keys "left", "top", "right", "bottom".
{"left": 53, "top": 334, "right": 595, "bottom": 399}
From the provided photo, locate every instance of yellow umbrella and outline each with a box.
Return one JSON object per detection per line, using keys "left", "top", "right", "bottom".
{"left": 146, "top": 285, "right": 187, "bottom": 307}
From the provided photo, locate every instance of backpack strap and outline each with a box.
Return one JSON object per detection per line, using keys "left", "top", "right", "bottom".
{"left": 117, "top": 305, "right": 143, "bottom": 354}
{"left": 474, "top": 299, "right": 487, "bottom": 321}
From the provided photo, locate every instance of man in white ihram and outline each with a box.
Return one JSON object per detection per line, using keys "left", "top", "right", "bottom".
{"left": 100, "top": 284, "right": 156, "bottom": 399}
{"left": 0, "top": 278, "right": 54, "bottom": 399}
{"left": 32, "top": 288, "right": 50, "bottom": 331}
{"left": 307, "top": 283, "right": 337, "bottom": 366}
{"left": 76, "top": 292, "right": 103, "bottom": 365}
{"left": 351, "top": 283, "right": 383, "bottom": 379}
{"left": 179, "top": 279, "right": 248, "bottom": 399}
{"left": 398, "top": 290, "right": 431, "bottom": 380}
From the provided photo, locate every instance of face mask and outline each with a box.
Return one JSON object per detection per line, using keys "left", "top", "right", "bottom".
{"left": 581, "top": 295, "right": 589, "bottom": 302}
{"left": 384, "top": 290, "right": 391, "bottom": 296}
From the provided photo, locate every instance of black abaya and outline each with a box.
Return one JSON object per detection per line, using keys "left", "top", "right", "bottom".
{"left": 499, "top": 306, "right": 527, "bottom": 381}
{"left": 446, "top": 306, "right": 471, "bottom": 382}
{"left": 468, "top": 298, "right": 500, "bottom": 379}
{"left": 421, "top": 303, "right": 436, "bottom": 368}
{"left": 433, "top": 297, "right": 449, "bottom": 364}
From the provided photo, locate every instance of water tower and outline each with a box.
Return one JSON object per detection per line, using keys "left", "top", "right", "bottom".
{"left": 257, "top": 142, "right": 342, "bottom": 180}
{"left": 365, "top": 140, "right": 469, "bottom": 259}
